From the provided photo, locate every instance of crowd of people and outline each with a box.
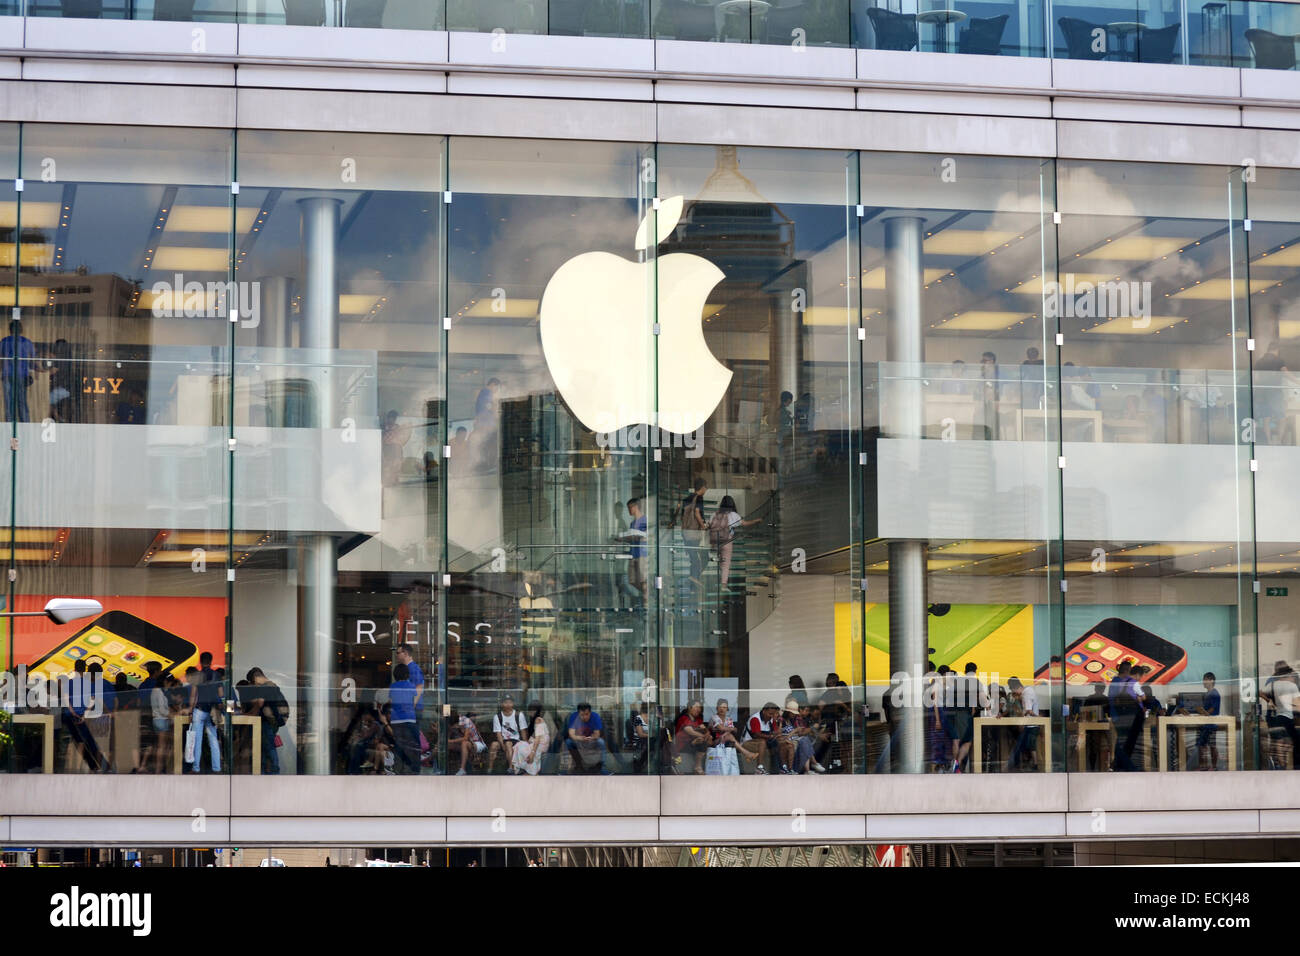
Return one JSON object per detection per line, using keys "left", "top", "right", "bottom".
{"left": 5, "top": 653, "right": 288, "bottom": 774}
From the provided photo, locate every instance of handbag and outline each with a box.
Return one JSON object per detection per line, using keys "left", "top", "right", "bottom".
{"left": 184, "top": 726, "right": 196, "bottom": 765}
{"left": 273, "top": 734, "right": 283, "bottom": 748}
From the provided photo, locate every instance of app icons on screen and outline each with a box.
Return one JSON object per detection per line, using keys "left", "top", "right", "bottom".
{"left": 84, "top": 632, "right": 104, "bottom": 646}
{"left": 1099, "top": 646, "right": 1121, "bottom": 661}
{"left": 1085, "top": 638, "right": 1104, "bottom": 651}
{"left": 122, "top": 650, "right": 141, "bottom": 663}
{"left": 1067, "top": 652, "right": 1086, "bottom": 666}
{"left": 103, "top": 641, "right": 125, "bottom": 656}
{"left": 1067, "top": 673, "right": 1089, "bottom": 685}
{"left": 84, "top": 656, "right": 105, "bottom": 667}
{"left": 1085, "top": 660, "right": 1103, "bottom": 673}
{"left": 64, "top": 646, "right": 86, "bottom": 660}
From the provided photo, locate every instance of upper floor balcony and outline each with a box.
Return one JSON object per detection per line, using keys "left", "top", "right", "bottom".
{"left": 11, "top": 0, "right": 1300, "bottom": 71}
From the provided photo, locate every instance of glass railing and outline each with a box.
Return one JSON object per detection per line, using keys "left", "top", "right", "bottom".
{"left": 870, "top": 361, "right": 1260, "bottom": 445}
{"left": 20, "top": 0, "right": 1300, "bottom": 69}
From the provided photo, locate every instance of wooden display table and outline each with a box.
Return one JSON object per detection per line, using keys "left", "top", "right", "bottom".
{"left": 13, "top": 713, "right": 54, "bottom": 773}
{"left": 173, "top": 714, "right": 262, "bottom": 775}
{"left": 972, "top": 716, "right": 1050, "bottom": 772}
{"left": 1157, "top": 715, "right": 1236, "bottom": 772}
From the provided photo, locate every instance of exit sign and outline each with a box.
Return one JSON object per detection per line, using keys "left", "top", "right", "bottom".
{"left": 1267, "top": 587, "right": 1289, "bottom": 597}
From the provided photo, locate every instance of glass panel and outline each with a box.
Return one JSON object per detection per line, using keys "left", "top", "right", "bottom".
{"left": 449, "top": 0, "right": 649, "bottom": 37}
{"left": 1052, "top": 0, "right": 1185, "bottom": 63}
{"left": 232, "top": 130, "right": 444, "bottom": 774}
{"left": 1056, "top": 159, "right": 1254, "bottom": 772}
{"left": 855, "top": 0, "right": 1043, "bottom": 56}
{"left": 1240, "top": 164, "right": 1298, "bottom": 770}
{"left": 1226, "top": 0, "right": 1300, "bottom": 69}
{"left": 859, "top": 152, "right": 1062, "bottom": 773}
{"left": 8, "top": 124, "right": 233, "bottom": 774}
{"left": 27, "top": 0, "right": 241, "bottom": 21}
{"left": 446, "top": 137, "right": 654, "bottom": 775}
{"left": 652, "top": 145, "right": 860, "bottom": 775}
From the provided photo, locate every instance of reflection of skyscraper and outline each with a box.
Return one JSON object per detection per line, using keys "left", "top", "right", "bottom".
{"left": 669, "top": 146, "right": 804, "bottom": 434}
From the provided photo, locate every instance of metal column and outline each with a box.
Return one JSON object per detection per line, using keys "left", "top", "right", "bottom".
{"left": 296, "top": 197, "right": 341, "bottom": 775}
{"left": 883, "top": 215, "right": 928, "bottom": 774}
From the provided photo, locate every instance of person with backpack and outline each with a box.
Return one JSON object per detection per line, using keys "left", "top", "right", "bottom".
{"left": 245, "top": 667, "right": 288, "bottom": 774}
{"left": 707, "top": 494, "right": 761, "bottom": 589}
{"left": 675, "top": 477, "right": 709, "bottom": 586}
{"left": 489, "top": 695, "right": 529, "bottom": 773}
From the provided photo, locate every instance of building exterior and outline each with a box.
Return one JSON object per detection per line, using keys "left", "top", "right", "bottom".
{"left": 0, "top": 0, "right": 1299, "bottom": 856}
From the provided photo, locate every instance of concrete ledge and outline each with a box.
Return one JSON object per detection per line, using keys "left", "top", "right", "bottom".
{"left": 235, "top": 87, "right": 657, "bottom": 140}
{"left": 448, "top": 815, "right": 660, "bottom": 843}
{"left": 657, "top": 101, "right": 1056, "bottom": 156}
{"left": 1065, "top": 809, "right": 1260, "bottom": 838}
{"left": 25, "top": 17, "right": 237, "bottom": 58}
{"left": 660, "top": 39, "right": 856, "bottom": 81}
{"left": 1053, "top": 97, "right": 1241, "bottom": 127}
{"left": 858, "top": 87, "right": 1051, "bottom": 118}
{"left": 660, "top": 814, "right": 866, "bottom": 843}
{"left": 447, "top": 71, "right": 651, "bottom": 100}
{"left": 450, "top": 31, "right": 654, "bottom": 72}
{"left": 858, "top": 48, "right": 1051, "bottom": 90}
{"left": 657, "top": 78, "right": 855, "bottom": 110}
{"left": 1069, "top": 769, "right": 1300, "bottom": 812}
{"left": 867, "top": 812, "right": 1066, "bottom": 841}
{"left": 230, "top": 774, "right": 661, "bottom": 817}
{"left": 21, "top": 57, "right": 235, "bottom": 86}
{"left": 0, "top": 79, "right": 236, "bottom": 126}
{"left": 237, "top": 64, "right": 447, "bottom": 93}
{"left": 0, "top": 16, "right": 20, "bottom": 52}
{"left": 11, "top": 815, "right": 232, "bottom": 844}
{"left": 0, "top": 775, "right": 230, "bottom": 816}
{"left": 1051, "top": 59, "right": 1240, "bottom": 100}
{"left": 232, "top": 816, "right": 447, "bottom": 844}
{"left": 238, "top": 24, "right": 447, "bottom": 65}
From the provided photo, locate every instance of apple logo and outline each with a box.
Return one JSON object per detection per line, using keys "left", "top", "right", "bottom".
{"left": 539, "top": 195, "right": 731, "bottom": 436}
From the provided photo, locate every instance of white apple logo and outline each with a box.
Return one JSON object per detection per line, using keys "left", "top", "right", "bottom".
{"left": 539, "top": 195, "right": 731, "bottom": 435}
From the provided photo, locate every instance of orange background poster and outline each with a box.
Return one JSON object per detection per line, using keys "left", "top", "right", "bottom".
{"left": 6, "top": 595, "right": 227, "bottom": 670}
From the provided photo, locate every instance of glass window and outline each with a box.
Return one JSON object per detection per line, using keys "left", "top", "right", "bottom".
{"left": 859, "top": 151, "right": 1063, "bottom": 773}
{"left": 446, "top": 137, "right": 653, "bottom": 774}
{"left": 1057, "top": 159, "right": 1254, "bottom": 771}
{"left": 232, "top": 130, "right": 444, "bottom": 775}
{"left": 9, "top": 124, "right": 234, "bottom": 775}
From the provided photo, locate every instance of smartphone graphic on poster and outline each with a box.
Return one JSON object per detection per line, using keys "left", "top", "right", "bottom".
{"left": 26, "top": 610, "right": 199, "bottom": 683}
{"left": 1035, "top": 617, "right": 1188, "bottom": 686}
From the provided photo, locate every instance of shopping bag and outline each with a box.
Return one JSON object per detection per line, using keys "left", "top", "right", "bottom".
{"left": 184, "top": 727, "right": 196, "bottom": 765}
{"left": 720, "top": 747, "right": 739, "bottom": 775}
{"left": 705, "top": 746, "right": 726, "bottom": 774}
{"left": 705, "top": 746, "right": 739, "bottom": 775}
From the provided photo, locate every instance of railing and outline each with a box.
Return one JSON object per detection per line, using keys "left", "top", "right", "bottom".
{"left": 18, "top": 0, "right": 1300, "bottom": 70}
{"left": 868, "top": 361, "right": 1291, "bottom": 446}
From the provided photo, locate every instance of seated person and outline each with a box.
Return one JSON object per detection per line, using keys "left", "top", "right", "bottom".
{"left": 673, "top": 699, "right": 714, "bottom": 774}
{"left": 709, "top": 698, "right": 760, "bottom": 769}
{"left": 452, "top": 711, "right": 486, "bottom": 776}
{"left": 487, "top": 695, "right": 529, "bottom": 773}
{"left": 741, "top": 702, "right": 780, "bottom": 774}
{"left": 564, "top": 702, "right": 611, "bottom": 775}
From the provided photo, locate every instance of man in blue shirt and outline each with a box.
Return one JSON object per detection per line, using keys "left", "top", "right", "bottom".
{"left": 394, "top": 642, "right": 424, "bottom": 722}
{"left": 565, "top": 702, "right": 611, "bottom": 774}
{"left": 1197, "top": 672, "right": 1222, "bottom": 771}
{"left": 0, "top": 319, "right": 35, "bottom": 423}
{"left": 388, "top": 662, "right": 420, "bottom": 774}
{"left": 613, "top": 497, "right": 648, "bottom": 607}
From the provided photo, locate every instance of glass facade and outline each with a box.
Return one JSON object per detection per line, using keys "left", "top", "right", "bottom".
{"left": 0, "top": 128, "right": 1289, "bottom": 778}
{"left": 15, "top": 0, "right": 1300, "bottom": 69}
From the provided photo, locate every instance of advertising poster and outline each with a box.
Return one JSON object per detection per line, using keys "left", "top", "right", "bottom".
{"left": 4, "top": 595, "right": 226, "bottom": 682}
